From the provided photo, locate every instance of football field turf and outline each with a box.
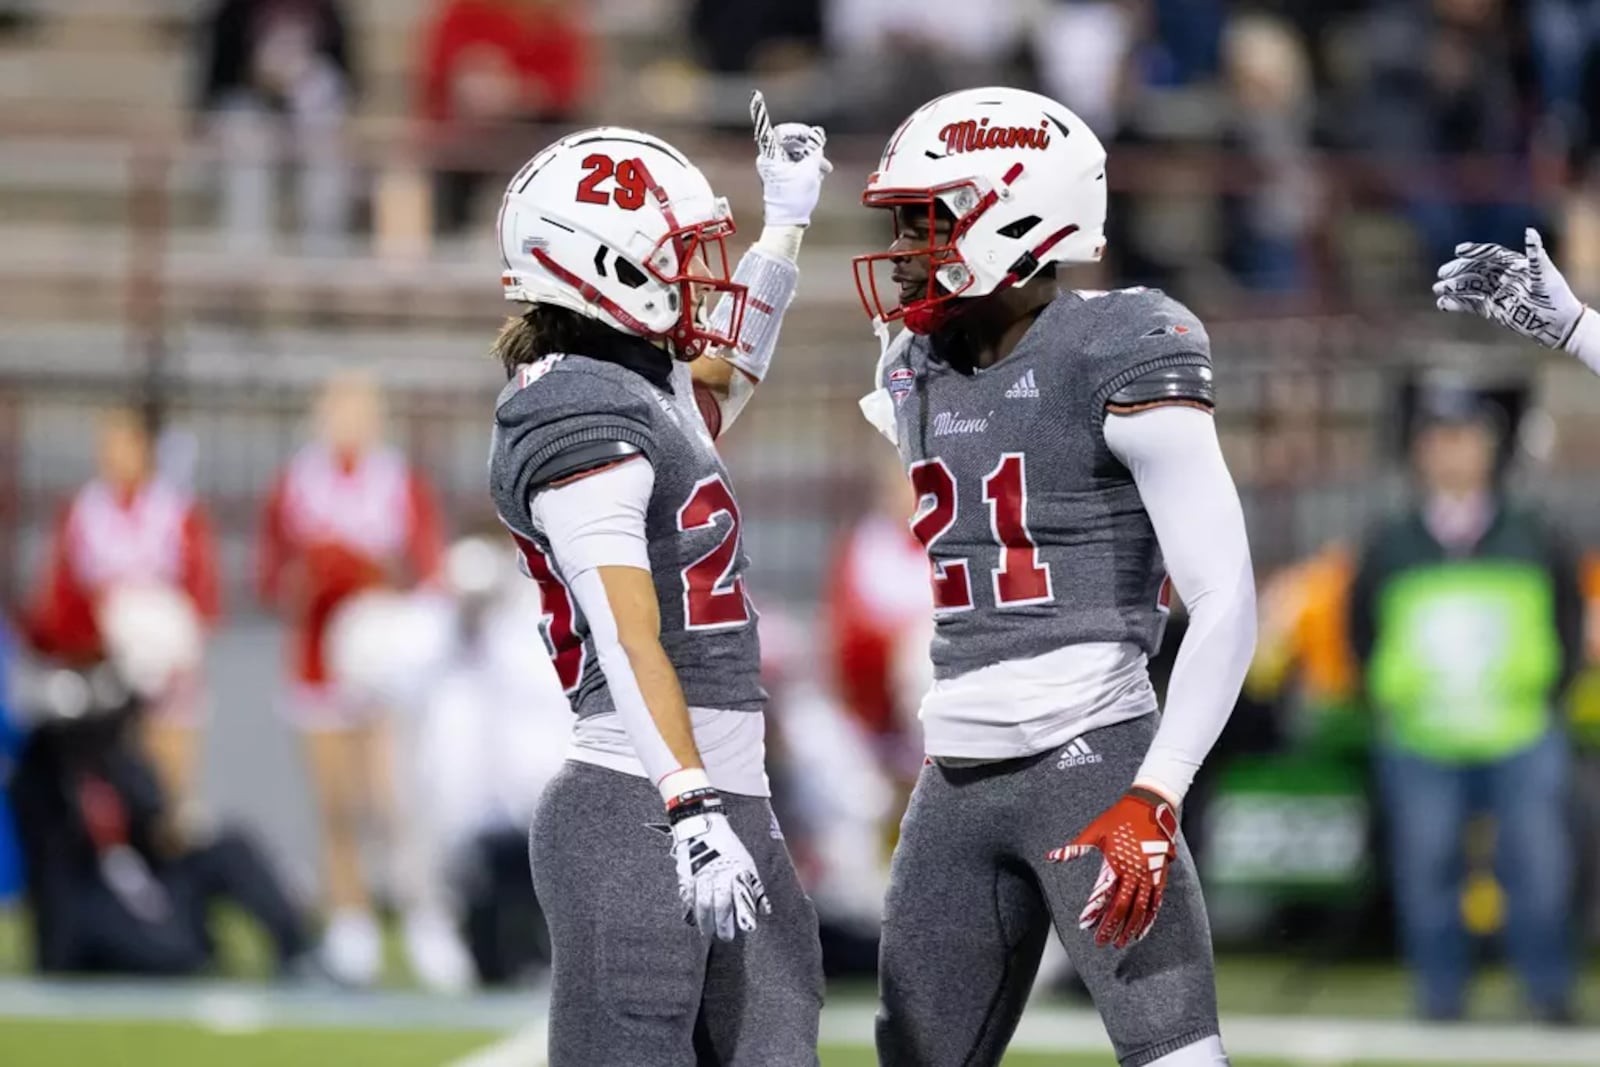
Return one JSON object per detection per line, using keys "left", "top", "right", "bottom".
{"left": 0, "top": 1019, "right": 1559, "bottom": 1067}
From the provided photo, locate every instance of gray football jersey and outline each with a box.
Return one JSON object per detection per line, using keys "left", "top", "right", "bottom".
{"left": 879, "top": 288, "right": 1212, "bottom": 681}
{"left": 489, "top": 355, "right": 766, "bottom": 719}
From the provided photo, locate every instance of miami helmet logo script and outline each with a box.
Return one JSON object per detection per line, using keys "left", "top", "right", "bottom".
{"left": 937, "top": 118, "right": 1052, "bottom": 155}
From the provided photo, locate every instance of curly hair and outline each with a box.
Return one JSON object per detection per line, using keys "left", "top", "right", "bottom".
{"left": 492, "top": 305, "right": 636, "bottom": 380}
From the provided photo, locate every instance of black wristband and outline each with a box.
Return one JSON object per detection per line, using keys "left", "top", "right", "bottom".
{"left": 665, "top": 787, "right": 723, "bottom": 825}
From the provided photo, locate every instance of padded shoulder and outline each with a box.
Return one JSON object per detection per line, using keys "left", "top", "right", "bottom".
{"left": 490, "top": 355, "right": 660, "bottom": 529}
{"left": 1105, "top": 362, "right": 1215, "bottom": 410}
{"left": 1085, "top": 288, "right": 1210, "bottom": 361}
{"left": 496, "top": 357, "right": 658, "bottom": 447}
{"left": 1079, "top": 288, "right": 1213, "bottom": 411}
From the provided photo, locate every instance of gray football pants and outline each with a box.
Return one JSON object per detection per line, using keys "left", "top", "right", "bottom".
{"left": 877, "top": 714, "right": 1221, "bottom": 1067}
{"left": 530, "top": 761, "right": 823, "bottom": 1067}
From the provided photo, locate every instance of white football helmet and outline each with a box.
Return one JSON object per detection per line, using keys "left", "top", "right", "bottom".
{"left": 498, "top": 126, "right": 747, "bottom": 359}
{"left": 853, "top": 87, "right": 1107, "bottom": 333}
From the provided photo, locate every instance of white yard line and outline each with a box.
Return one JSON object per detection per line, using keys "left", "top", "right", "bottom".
{"left": 819, "top": 1002, "right": 1600, "bottom": 1064}
{"left": 2, "top": 978, "right": 1597, "bottom": 1066}
{"left": 443, "top": 1018, "right": 548, "bottom": 1067}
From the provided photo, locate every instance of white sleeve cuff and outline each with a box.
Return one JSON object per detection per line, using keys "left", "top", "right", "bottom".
{"left": 753, "top": 224, "right": 805, "bottom": 264}
{"left": 1564, "top": 305, "right": 1600, "bottom": 376}
{"left": 529, "top": 458, "right": 654, "bottom": 579}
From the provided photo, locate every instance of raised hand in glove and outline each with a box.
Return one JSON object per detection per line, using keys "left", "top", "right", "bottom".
{"left": 1047, "top": 786, "right": 1180, "bottom": 950}
{"left": 1434, "top": 228, "right": 1588, "bottom": 350}
{"left": 667, "top": 784, "right": 771, "bottom": 941}
{"left": 750, "top": 90, "right": 831, "bottom": 229}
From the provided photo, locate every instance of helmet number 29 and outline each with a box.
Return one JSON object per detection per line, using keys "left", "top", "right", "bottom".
{"left": 575, "top": 154, "right": 648, "bottom": 211}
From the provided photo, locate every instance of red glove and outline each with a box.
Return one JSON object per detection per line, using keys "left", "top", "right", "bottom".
{"left": 1046, "top": 786, "right": 1179, "bottom": 949}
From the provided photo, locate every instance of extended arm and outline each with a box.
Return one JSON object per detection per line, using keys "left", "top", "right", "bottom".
{"left": 693, "top": 105, "right": 829, "bottom": 433}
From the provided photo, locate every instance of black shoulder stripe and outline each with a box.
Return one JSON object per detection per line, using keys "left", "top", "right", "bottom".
{"left": 529, "top": 438, "right": 645, "bottom": 491}
{"left": 1106, "top": 362, "right": 1215, "bottom": 409}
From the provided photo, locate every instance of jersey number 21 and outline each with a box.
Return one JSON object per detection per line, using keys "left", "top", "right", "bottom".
{"left": 910, "top": 453, "right": 1053, "bottom": 613}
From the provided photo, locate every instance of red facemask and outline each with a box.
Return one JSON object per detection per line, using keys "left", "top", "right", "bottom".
{"left": 852, "top": 180, "right": 985, "bottom": 336}
{"left": 852, "top": 163, "right": 1078, "bottom": 337}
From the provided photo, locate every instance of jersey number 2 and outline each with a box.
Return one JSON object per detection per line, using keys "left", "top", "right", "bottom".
{"left": 514, "top": 535, "right": 585, "bottom": 693}
{"left": 677, "top": 475, "right": 751, "bottom": 630}
{"left": 910, "top": 453, "right": 1053, "bottom": 613}
{"left": 575, "top": 154, "right": 646, "bottom": 211}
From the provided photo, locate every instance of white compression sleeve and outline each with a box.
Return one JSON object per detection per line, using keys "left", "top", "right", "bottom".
{"left": 529, "top": 457, "right": 653, "bottom": 576}
{"left": 1564, "top": 305, "right": 1600, "bottom": 375}
{"left": 704, "top": 225, "right": 804, "bottom": 428}
{"left": 1104, "top": 405, "right": 1257, "bottom": 805}
{"left": 529, "top": 459, "right": 679, "bottom": 785}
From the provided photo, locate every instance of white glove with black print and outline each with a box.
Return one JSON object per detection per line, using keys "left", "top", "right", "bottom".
{"left": 668, "top": 785, "right": 771, "bottom": 941}
{"left": 750, "top": 90, "right": 831, "bottom": 228}
{"left": 1434, "top": 228, "right": 1595, "bottom": 356}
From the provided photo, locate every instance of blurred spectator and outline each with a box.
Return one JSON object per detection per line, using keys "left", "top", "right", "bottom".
{"left": 824, "top": 448, "right": 930, "bottom": 800}
{"left": 765, "top": 601, "right": 896, "bottom": 975}
{"left": 0, "top": 622, "right": 23, "bottom": 905}
{"left": 1145, "top": 0, "right": 1226, "bottom": 88}
{"left": 397, "top": 533, "right": 568, "bottom": 990}
{"left": 1357, "top": 0, "right": 1536, "bottom": 270}
{"left": 6, "top": 658, "right": 312, "bottom": 979}
{"left": 691, "top": 0, "right": 823, "bottom": 74}
{"left": 418, "top": 0, "right": 590, "bottom": 234}
{"left": 1529, "top": 0, "right": 1600, "bottom": 145}
{"left": 1218, "top": 14, "right": 1319, "bottom": 293}
{"left": 23, "top": 409, "right": 221, "bottom": 814}
{"left": 194, "top": 0, "right": 356, "bottom": 255}
{"left": 1249, "top": 540, "right": 1363, "bottom": 754}
{"left": 0, "top": 2, "right": 37, "bottom": 38}
{"left": 257, "top": 372, "right": 444, "bottom": 988}
{"left": 1348, "top": 383, "right": 1582, "bottom": 1024}
{"left": 1035, "top": 0, "right": 1140, "bottom": 136}
{"left": 824, "top": 0, "right": 1022, "bottom": 132}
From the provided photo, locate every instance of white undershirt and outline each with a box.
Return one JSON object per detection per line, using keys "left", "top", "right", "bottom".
{"left": 918, "top": 405, "right": 1256, "bottom": 806}
{"left": 529, "top": 459, "right": 769, "bottom": 797}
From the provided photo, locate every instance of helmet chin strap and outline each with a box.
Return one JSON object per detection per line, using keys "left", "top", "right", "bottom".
{"left": 904, "top": 222, "right": 1078, "bottom": 336}
{"left": 904, "top": 300, "right": 970, "bottom": 336}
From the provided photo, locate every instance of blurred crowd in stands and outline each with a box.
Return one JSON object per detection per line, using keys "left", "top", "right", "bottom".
{"left": 0, "top": 1, "right": 1589, "bottom": 299}
{"left": 156, "top": 0, "right": 1600, "bottom": 297}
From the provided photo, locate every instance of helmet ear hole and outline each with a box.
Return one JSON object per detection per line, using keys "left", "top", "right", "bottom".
{"left": 997, "top": 215, "right": 1041, "bottom": 240}
{"left": 615, "top": 259, "right": 648, "bottom": 289}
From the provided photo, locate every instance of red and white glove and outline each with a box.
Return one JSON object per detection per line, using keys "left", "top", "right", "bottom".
{"left": 1047, "top": 786, "right": 1180, "bottom": 949}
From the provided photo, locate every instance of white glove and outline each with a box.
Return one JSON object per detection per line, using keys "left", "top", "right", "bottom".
{"left": 668, "top": 787, "right": 771, "bottom": 941}
{"left": 751, "top": 90, "right": 831, "bottom": 228}
{"left": 1434, "top": 228, "right": 1586, "bottom": 349}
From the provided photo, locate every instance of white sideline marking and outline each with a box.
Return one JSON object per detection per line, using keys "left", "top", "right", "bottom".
{"left": 1, "top": 977, "right": 1595, "bottom": 1066}
{"left": 445, "top": 1019, "right": 547, "bottom": 1067}
{"left": 818, "top": 1003, "right": 1600, "bottom": 1064}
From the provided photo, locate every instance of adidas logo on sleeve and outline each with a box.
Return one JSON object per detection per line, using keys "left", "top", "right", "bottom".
{"left": 1004, "top": 368, "right": 1040, "bottom": 399}
{"left": 1055, "top": 737, "right": 1103, "bottom": 769}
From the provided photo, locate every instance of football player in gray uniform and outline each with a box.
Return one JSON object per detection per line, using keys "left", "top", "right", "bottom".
{"left": 487, "top": 104, "right": 830, "bottom": 1066}
{"left": 1435, "top": 228, "right": 1600, "bottom": 375}
{"left": 854, "top": 87, "right": 1258, "bottom": 1067}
